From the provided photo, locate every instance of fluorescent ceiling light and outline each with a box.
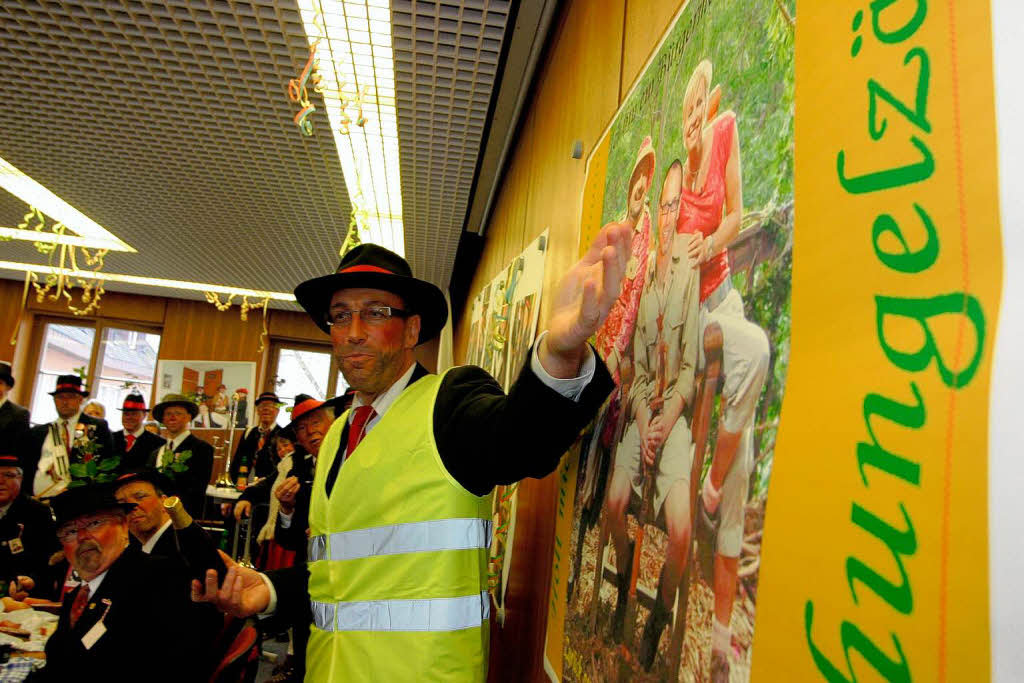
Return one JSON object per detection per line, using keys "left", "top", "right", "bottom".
{"left": 0, "top": 227, "right": 131, "bottom": 250}
{"left": 0, "top": 260, "right": 295, "bottom": 302}
{"left": 0, "top": 156, "right": 135, "bottom": 253}
{"left": 298, "top": 0, "right": 404, "bottom": 256}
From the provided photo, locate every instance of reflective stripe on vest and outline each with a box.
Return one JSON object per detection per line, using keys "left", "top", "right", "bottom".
{"left": 311, "top": 590, "right": 490, "bottom": 632}
{"left": 308, "top": 518, "right": 493, "bottom": 563}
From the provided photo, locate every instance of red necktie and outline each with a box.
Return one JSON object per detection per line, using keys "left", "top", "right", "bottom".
{"left": 70, "top": 585, "right": 90, "bottom": 627}
{"left": 346, "top": 406, "right": 376, "bottom": 457}
{"left": 125, "top": 434, "right": 136, "bottom": 451}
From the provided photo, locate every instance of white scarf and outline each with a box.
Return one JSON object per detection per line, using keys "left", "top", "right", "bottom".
{"left": 257, "top": 454, "right": 293, "bottom": 544}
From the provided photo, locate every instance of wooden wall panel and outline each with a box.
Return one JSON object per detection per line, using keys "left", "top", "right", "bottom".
{"left": 27, "top": 289, "right": 167, "bottom": 324}
{"left": 620, "top": 0, "right": 688, "bottom": 101}
{"left": 452, "top": 0, "right": 632, "bottom": 679}
{"left": 158, "top": 299, "right": 265, "bottom": 363}
{"left": 267, "top": 309, "right": 326, "bottom": 342}
{"left": 0, "top": 279, "right": 26, "bottom": 363}
{"left": 449, "top": 0, "right": 694, "bottom": 678}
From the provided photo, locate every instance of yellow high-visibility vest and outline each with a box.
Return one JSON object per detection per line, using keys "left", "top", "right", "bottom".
{"left": 306, "top": 371, "right": 493, "bottom": 681}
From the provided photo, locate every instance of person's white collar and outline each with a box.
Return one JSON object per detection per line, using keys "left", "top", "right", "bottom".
{"left": 349, "top": 362, "right": 417, "bottom": 425}
{"left": 166, "top": 430, "right": 191, "bottom": 449}
{"left": 84, "top": 568, "right": 110, "bottom": 596}
{"left": 141, "top": 519, "right": 173, "bottom": 554}
{"left": 128, "top": 426, "right": 146, "bottom": 438}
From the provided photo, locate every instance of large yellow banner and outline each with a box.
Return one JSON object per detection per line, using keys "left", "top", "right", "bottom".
{"left": 753, "top": 2, "right": 1001, "bottom": 682}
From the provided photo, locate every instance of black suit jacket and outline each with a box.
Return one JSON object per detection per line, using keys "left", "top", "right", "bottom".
{"left": 42, "top": 546, "right": 203, "bottom": 682}
{"left": 0, "top": 494, "right": 59, "bottom": 598}
{"left": 146, "top": 433, "right": 214, "bottom": 516}
{"left": 229, "top": 424, "right": 279, "bottom": 482}
{"left": 112, "top": 428, "right": 165, "bottom": 472}
{"left": 0, "top": 400, "right": 29, "bottom": 451}
{"left": 22, "top": 413, "right": 115, "bottom": 496}
{"left": 268, "top": 350, "right": 614, "bottom": 628}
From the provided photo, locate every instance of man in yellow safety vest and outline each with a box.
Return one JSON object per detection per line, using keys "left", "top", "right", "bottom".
{"left": 193, "top": 225, "right": 631, "bottom": 681}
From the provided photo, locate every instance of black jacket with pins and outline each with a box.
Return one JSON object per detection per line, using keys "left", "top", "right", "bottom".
{"left": 41, "top": 545, "right": 203, "bottom": 682}
{"left": 146, "top": 433, "right": 214, "bottom": 517}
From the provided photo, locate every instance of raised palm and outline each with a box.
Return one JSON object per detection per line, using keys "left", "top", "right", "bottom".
{"left": 544, "top": 223, "right": 633, "bottom": 373}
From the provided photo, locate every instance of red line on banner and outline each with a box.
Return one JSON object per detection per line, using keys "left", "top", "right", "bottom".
{"left": 940, "top": 1, "right": 972, "bottom": 681}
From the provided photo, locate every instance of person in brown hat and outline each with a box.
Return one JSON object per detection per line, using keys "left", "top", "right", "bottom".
{"left": 111, "top": 394, "right": 164, "bottom": 470}
{"left": 193, "top": 223, "right": 632, "bottom": 680}
{"left": 147, "top": 394, "right": 214, "bottom": 516}
{"left": 0, "top": 361, "right": 30, "bottom": 449}
{"left": 21, "top": 375, "right": 114, "bottom": 497}
{"left": 41, "top": 484, "right": 204, "bottom": 681}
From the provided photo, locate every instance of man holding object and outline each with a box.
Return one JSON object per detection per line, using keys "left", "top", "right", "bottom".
{"left": 193, "top": 224, "right": 631, "bottom": 681}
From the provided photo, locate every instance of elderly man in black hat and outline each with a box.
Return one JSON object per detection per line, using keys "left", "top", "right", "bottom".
{"left": 147, "top": 394, "right": 214, "bottom": 517}
{"left": 194, "top": 224, "right": 631, "bottom": 681}
{"left": 111, "top": 394, "right": 164, "bottom": 470}
{"left": 41, "top": 484, "right": 203, "bottom": 681}
{"left": 229, "top": 391, "right": 282, "bottom": 486}
{"left": 0, "top": 453, "right": 59, "bottom": 601}
{"left": 22, "top": 375, "right": 114, "bottom": 497}
{"left": 0, "top": 362, "right": 29, "bottom": 449}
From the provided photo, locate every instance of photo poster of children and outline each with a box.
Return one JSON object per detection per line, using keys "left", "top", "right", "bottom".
{"left": 485, "top": 230, "right": 548, "bottom": 618}
{"left": 545, "top": 0, "right": 794, "bottom": 681}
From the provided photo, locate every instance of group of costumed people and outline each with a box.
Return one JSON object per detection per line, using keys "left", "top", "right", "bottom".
{"left": 0, "top": 210, "right": 633, "bottom": 680}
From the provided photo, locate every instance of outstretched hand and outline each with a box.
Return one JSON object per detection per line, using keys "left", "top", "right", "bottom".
{"left": 541, "top": 223, "right": 633, "bottom": 378}
{"left": 190, "top": 549, "right": 269, "bottom": 618}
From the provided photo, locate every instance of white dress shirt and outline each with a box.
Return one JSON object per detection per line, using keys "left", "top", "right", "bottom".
{"left": 140, "top": 519, "right": 172, "bottom": 554}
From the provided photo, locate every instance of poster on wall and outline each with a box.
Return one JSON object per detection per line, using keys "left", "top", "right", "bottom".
{"left": 154, "top": 360, "right": 256, "bottom": 429}
{"left": 462, "top": 231, "right": 549, "bottom": 618}
{"left": 545, "top": 0, "right": 1006, "bottom": 682}
{"left": 544, "top": 0, "right": 794, "bottom": 679}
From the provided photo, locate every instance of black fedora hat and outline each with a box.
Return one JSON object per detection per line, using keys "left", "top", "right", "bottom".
{"left": 51, "top": 484, "right": 136, "bottom": 528}
{"left": 114, "top": 467, "right": 170, "bottom": 494}
{"left": 118, "top": 394, "right": 148, "bottom": 412}
{"left": 294, "top": 244, "right": 448, "bottom": 344}
{"left": 0, "top": 362, "right": 14, "bottom": 388}
{"left": 254, "top": 391, "right": 281, "bottom": 406}
{"left": 49, "top": 374, "right": 89, "bottom": 397}
{"left": 0, "top": 453, "right": 24, "bottom": 471}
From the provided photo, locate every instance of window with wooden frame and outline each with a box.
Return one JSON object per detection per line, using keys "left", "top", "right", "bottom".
{"left": 26, "top": 315, "right": 162, "bottom": 425}
{"left": 267, "top": 340, "right": 348, "bottom": 427}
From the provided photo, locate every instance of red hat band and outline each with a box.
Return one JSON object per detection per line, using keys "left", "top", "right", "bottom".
{"left": 337, "top": 265, "right": 395, "bottom": 275}
{"left": 55, "top": 383, "right": 83, "bottom": 392}
{"left": 122, "top": 400, "right": 147, "bottom": 411}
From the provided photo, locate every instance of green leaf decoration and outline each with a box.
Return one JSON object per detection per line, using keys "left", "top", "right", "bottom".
{"left": 96, "top": 473, "right": 116, "bottom": 483}
{"left": 67, "top": 479, "right": 86, "bottom": 489}
{"left": 69, "top": 463, "right": 89, "bottom": 478}
{"left": 97, "top": 457, "right": 120, "bottom": 472}
{"left": 85, "top": 460, "right": 98, "bottom": 477}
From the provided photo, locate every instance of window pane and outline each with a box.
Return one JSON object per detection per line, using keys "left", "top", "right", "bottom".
{"left": 274, "top": 348, "right": 332, "bottom": 427}
{"left": 31, "top": 323, "right": 96, "bottom": 425}
{"left": 94, "top": 327, "right": 162, "bottom": 415}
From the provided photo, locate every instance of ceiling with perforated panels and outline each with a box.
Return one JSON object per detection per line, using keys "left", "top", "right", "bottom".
{"left": 391, "top": 0, "right": 508, "bottom": 285}
{"left": 0, "top": 0, "right": 529, "bottom": 308}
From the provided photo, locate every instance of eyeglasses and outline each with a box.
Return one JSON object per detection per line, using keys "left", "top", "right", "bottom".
{"left": 325, "top": 306, "right": 410, "bottom": 328}
{"left": 57, "top": 516, "right": 117, "bottom": 543}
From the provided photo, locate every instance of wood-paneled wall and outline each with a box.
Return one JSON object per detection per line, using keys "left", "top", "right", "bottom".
{"left": 450, "top": 0, "right": 685, "bottom": 679}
